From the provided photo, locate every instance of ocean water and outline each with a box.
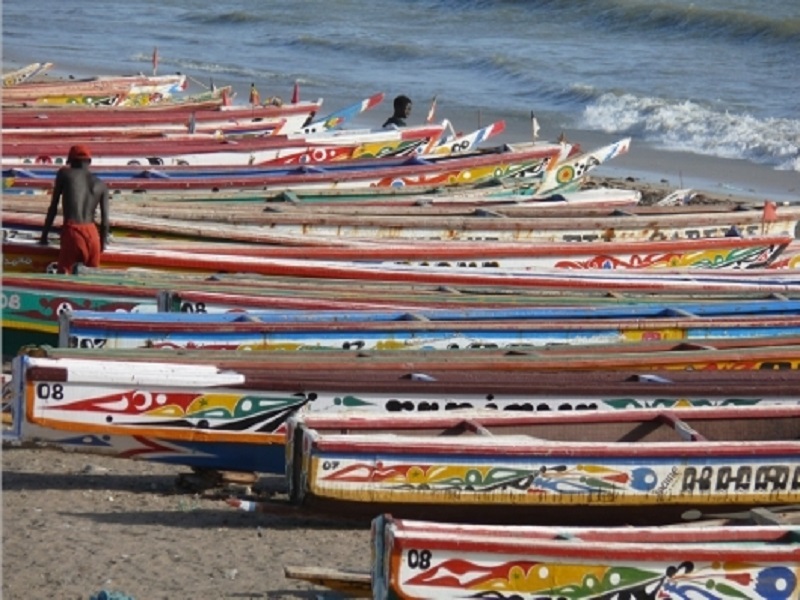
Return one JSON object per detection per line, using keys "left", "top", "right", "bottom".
{"left": 3, "top": 0, "right": 799, "bottom": 197}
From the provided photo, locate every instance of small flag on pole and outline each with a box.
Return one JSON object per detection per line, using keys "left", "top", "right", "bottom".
{"left": 152, "top": 47, "right": 159, "bottom": 76}
{"left": 291, "top": 81, "right": 300, "bottom": 104}
{"left": 221, "top": 87, "right": 231, "bottom": 106}
{"left": 763, "top": 200, "right": 778, "bottom": 223}
{"left": 531, "top": 111, "right": 540, "bottom": 142}
{"left": 426, "top": 95, "right": 438, "bottom": 123}
{"left": 249, "top": 83, "right": 260, "bottom": 106}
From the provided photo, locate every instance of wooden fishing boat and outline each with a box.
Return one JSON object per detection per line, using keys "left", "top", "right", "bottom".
{"left": 2, "top": 152, "right": 644, "bottom": 209}
{"left": 10, "top": 265, "right": 800, "bottom": 356}
{"left": 1, "top": 93, "right": 391, "bottom": 148}
{"left": 99, "top": 204, "right": 793, "bottom": 245}
{"left": 0, "top": 134, "right": 608, "bottom": 199}
{"left": 1, "top": 272, "right": 162, "bottom": 356}
{"left": 8, "top": 351, "right": 800, "bottom": 473}
{"left": 6, "top": 178, "right": 793, "bottom": 243}
{"left": 2, "top": 73, "right": 189, "bottom": 105}
{"left": 10, "top": 256, "right": 798, "bottom": 307}
{"left": 300, "top": 185, "right": 648, "bottom": 210}
{"left": 2, "top": 234, "right": 792, "bottom": 287}
{"left": 77, "top": 202, "right": 800, "bottom": 244}
{"left": 285, "top": 406, "right": 800, "bottom": 525}
{"left": 3, "top": 141, "right": 568, "bottom": 192}
{"left": 2, "top": 62, "right": 53, "bottom": 87}
{"left": 2, "top": 150, "right": 640, "bottom": 218}
{"left": 2, "top": 115, "right": 286, "bottom": 139}
{"left": 770, "top": 241, "right": 800, "bottom": 269}
{"left": 5, "top": 241, "right": 800, "bottom": 310}
{"left": 367, "top": 514, "right": 800, "bottom": 599}
{"left": 424, "top": 120, "right": 506, "bottom": 156}
{"left": 3, "top": 95, "right": 322, "bottom": 132}
{"left": 2, "top": 84, "right": 236, "bottom": 114}
{"left": 76, "top": 167, "right": 646, "bottom": 206}
{"left": 72, "top": 297, "right": 800, "bottom": 322}
{"left": 6, "top": 354, "right": 299, "bottom": 473}
{"left": 2, "top": 121, "right": 452, "bottom": 168}
{"left": 161, "top": 285, "right": 800, "bottom": 320}
{"left": 56, "top": 303, "right": 800, "bottom": 351}
{"left": 260, "top": 120, "right": 505, "bottom": 167}
{"left": 29, "top": 334, "right": 800, "bottom": 371}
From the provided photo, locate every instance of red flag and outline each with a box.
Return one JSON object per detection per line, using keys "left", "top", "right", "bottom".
{"left": 249, "top": 83, "right": 260, "bottom": 106}
{"left": 152, "top": 47, "right": 158, "bottom": 75}
{"left": 221, "top": 87, "right": 231, "bottom": 107}
{"left": 426, "top": 95, "right": 438, "bottom": 123}
{"left": 291, "top": 81, "right": 300, "bottom": 104}
{"left": 763, "top": 201, "right": 777, "bottom": 223}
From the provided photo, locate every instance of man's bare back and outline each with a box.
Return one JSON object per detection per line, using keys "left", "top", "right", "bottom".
{"left": 50, "top": 166, "right": 108, "bottom": 225}
{"left": 39, "top": 145, "right": 110, "bottom": 273}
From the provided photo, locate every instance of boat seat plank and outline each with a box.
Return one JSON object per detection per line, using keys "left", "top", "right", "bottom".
{"left": 283, "top": 565, "right": 371, "bottom": 596}
{"left": 440, "top": 419, "right": 494, "bottom": 437}
{"left": 658, "top": 411, "right": 708, "bottom": 442}
{"left": 663, "top": 308, "right": 700, "bottom": 318}
{"left": 749, "top": 507, "right": 788, "bottom": 526}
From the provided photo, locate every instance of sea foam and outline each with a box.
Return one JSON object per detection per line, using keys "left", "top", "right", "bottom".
{"left": 583, "top": 93, "right": 800, "bottom": 172}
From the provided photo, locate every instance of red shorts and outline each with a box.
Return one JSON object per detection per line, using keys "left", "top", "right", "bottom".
{"left": 58, "top": 221, "right": 101, "bottom": 274}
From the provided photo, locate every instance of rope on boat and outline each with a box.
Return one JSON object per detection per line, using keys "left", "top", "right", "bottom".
{"left": 186, "top": 74, "right": 211, "bottom": 90}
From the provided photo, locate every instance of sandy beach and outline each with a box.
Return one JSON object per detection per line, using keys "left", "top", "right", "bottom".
{"left": 2, "top": 444, "right": 371, "bottom": 599}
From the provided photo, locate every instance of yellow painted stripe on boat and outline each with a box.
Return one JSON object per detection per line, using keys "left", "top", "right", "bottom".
{"left": 2, "top": 321, "right": 59, "bottom": 335}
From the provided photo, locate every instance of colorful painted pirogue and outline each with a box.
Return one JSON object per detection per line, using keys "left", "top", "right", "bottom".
{"left": 8, "top": 351, "right": 800, "bottom": 474}
{"left": 4, "top": 185, "right": 795, "bottom": 244}
{"left": 1, "top": 234, "right": 792, "bottom": 285}
{"left": 4, "top": 96, "right": 322, "bottom": 133}
{"left": 3, "top": 242, "right": 800, "bottom": 302}
{"left": 368, "top": 514, "right": 800, "bottom": 600}
{"left": 7, "top": 268, "right": 800, "bottom": 356}
{"left": 2, "top": 73, "right": 189, "bottom": 106}
{"left": 93, "top": 205, "right": 790, "bottom": 245}
{"left": 2, "top": 122, "right": 451, "bottom": 168}
{"left": 3, "top": 140, "right": 570, "bottom": 192}
{"left": 25, "top": 333, "right": 800, "bottom": 371}
{"left": 55, "top": 303, "right": 800, "bottom": 352}
{"left": 3, "top": 95, "right": 324, "bottom": 138}
{"left": 2, "top": 62, "right": 53, "bottom": 87}
{"left": 285, "top": 407, "right": 800, "bottom": 525}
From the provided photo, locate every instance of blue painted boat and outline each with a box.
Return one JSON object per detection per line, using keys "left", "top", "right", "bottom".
{"left": 59, "top": 307, "right": 800, "bottom": 351}
{"left": 61, "top": 298, "right": 800, "bottom": 324}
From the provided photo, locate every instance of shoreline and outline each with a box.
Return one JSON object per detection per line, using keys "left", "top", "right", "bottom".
{"left": 477, "top": 113, "right": 800, "bottom": 206}
{"left": 3, "top": 58, "right": 798, "bottom": 205}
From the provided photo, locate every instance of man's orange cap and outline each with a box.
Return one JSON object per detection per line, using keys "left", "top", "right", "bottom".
{"left": 68, "top": 145, "right": 92, "bottom": 161}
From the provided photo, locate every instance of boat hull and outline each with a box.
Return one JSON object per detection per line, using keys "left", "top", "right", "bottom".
{"left": 287, "top": 408, "right": 800, "bottom": 525}
{"left": 372, "top": 515, "right": 800, "bottom": 600}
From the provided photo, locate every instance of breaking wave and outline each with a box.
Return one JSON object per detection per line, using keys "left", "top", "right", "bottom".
{"left": 583, "top": 93, "right": 800, "bottom": 171}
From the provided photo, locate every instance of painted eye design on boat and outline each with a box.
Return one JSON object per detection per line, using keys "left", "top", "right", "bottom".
{"left": 55, "top": 302, "right": 73, "bottom": 316}
{"left": 557, "top": 165, "right": 575, "bottom": 183}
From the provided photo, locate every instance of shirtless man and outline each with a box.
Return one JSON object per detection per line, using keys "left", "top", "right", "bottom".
{"left": 39, "top": 145, "right": 110, "bottom": 274}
